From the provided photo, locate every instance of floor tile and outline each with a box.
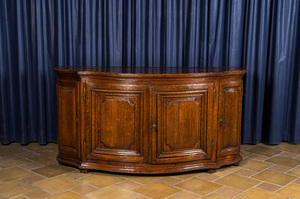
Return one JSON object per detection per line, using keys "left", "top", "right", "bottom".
{"left": 16, "top": 150, "right": 40, "bottom": 159}
{"left": 269, "top": 165, "right": 292, "bottom": 173}
{"left": 295, "top": 155, "right": 300, "bottom": 161}
{"left": 23, "top": 143, "right": 57, "bottom": 154}
{"left": 215, "top": 165, "right": 239, "bottom": 176}
{"left": 266, "top": 156, "right": 300, "bottom": 168}
{"left": 0, "top": 167, "right": 33, "bottom": 182}
{"left": 80, "top": 172, "right": 125, "bottom": 188}
{"left": 216, "top": 174, "right": 260, "bottom": 191}
{"left": 0, "top": 145, "right": 24, "bottom": 157}
{"left": 277, "top": 183, "right": 300, "bottom": 199}
{"left": 174, "top": 191, "right": 200, "bottom": 199}
{"left": 202, "top": 193, "right": 231, "bottom": 199}
{"left": 240, "top": 144, "right": 254, "bottom": 150}
{"left": 234, "top": 168, "right": 257, "bottom": 177}
{"left": 216, "top": 187, "right": 243, "bottom": 197}
{"left": 173, "top": 172, "right": 199, "bottom": 180}
{"left": 197, "top": 173, "right": 220, "bottom": 181}
{"left": 43, "top": 143, "right": 59, "bottom": 152}
{"left": 0, "top": 180, "right": 37, "bottom": 198}
{"left": 0, "top": 156, "right": 30, "bottom": 168}
{"left": 252, "top": 170, "right": 296, "bottom": 186}
{"left": 24, "top": 189, "right": 51, "bottom": 199}
{"left": 22, "top": 174, "right": 46, "bottom": 184}
{"left": 65, "top": 171, "right": 89, "bottom": 180}
{"left": 134, "top": 197, "right": 150, "bottom": 199}
{"left": 72, "top": 184, "right": 98, "bottom": 195}
{"left": 29, "top": 152, "right": 58, "bottom": 165}
{"left": 276, "top": 142, "right": 300, "bottom": 153}
{"left": 47, "top": 191, "right": 87, "bottom": 199}
{"left": 10, "top": 196, "right": 28, "bottom": 199}
{"left": 157, "top": 176, "right": 183, "bottom": 185}
{"left": 32, "top": 164, "right": 75, "bottom": 178}
{"left": 246, "top": 145, "right": 281, "bottom": 157}
{"left": 116, "top": 180, "right": 142, "bottom": 190}
{"left": 256, "top": 182, "right": 281, "bottom": 192}
{"left": 122, "top": 175, "right": 161, "bottom": 184}
{"left": 236, "top": 188, "right": 288, "bottom": 199}
{"left": 19, "top": 162, "right": 43, "bottom": 170}
{"left": 239, "top": 159, "right": 271, "bottom": 171}
{"left": 34, "top": 175, "right": 82, "bottom": 194}
{"left": 175, "top": 177, "right": 222, "bottom": 195}
{"left": 287, "top": 166, "right": 300, "bottom": 177}
{"left": 257, "top": 143, "right": 278, "bottom": 149}
{"left": 87, "top": 186, "right": 140, "bottom": 199}
{"left": 277, "top": 151, "right": 298, "bottom": 159}
{"left": 240, "top": 150, "right": 252, "bottom": 158}
{"left": 248, "top": 153, "right": 269, "bottom": 161}
{"left": 134, "top": 182, "right": 180, "bottom": 199}
{"left": 293, "top": 178, "right": 300, "bottom": 184}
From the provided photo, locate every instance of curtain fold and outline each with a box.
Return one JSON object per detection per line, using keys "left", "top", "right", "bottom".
{"left": 1, "top": 0, "right": 300, "bottom": 144}
{"left": 241, "top": 0, "right": 271, "bottom": 143}
{"left": 0, "top": 0, "right": 57, "bottom": 144}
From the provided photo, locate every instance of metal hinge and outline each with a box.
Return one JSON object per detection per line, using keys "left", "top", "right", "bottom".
{"left": 213, "top": 88, "right": 215, "bottom": 101}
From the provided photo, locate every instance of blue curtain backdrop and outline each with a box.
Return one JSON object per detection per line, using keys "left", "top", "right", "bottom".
{"left": 0, "top": 0, "right": 300, "bottom": 145}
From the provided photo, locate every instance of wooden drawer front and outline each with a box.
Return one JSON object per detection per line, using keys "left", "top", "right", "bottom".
{"left": 152, "top": 84, "right": 214, "bottom": 164}
{"left": 86, "top": 84, "right": 148, "bottom": 163}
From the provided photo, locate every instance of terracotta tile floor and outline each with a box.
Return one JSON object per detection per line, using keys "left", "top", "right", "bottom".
{"left": 0, "top": 142, "right": 300, "bottom": 198}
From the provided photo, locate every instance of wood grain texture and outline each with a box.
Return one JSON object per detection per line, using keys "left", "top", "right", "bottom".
{"left": 55, "top": 66, "right": 246, "bottom": 174}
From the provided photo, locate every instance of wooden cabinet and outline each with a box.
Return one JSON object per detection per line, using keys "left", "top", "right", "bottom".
{"left": 55, "top": 66, "right": 246, "bottom": 174}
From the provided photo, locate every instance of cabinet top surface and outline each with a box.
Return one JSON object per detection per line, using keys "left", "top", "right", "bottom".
{"left": 55, "top": 66, "right": 246, "bottom": 77}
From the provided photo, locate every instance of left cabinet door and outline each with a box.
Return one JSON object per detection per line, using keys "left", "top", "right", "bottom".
{"left": 85, "top": 82, "right": 149, "bottom": 163}
{"left": 57, "top": 80, "right": 80, "bottom": 159}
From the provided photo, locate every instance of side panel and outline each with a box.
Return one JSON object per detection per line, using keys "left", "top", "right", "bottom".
{"left": 57, "top": 80, "right": 80, "bottom": 158}
{"left": 217, "top": 80, "right": 243, "bottom": 157}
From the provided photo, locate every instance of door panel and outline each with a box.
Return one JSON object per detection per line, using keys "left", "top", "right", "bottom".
{"left": 152, "top": 84, "right": 214, "bottom": 164}
{"left": 85, "top": 83, "right": 148, "bottom": 163}
{"left": 218, "top": 81, "right": 243, "bottom": 157}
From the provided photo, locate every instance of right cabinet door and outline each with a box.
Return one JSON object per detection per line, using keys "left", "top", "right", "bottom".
{"left": 151, "top": 83, "right": 214, "bottom": 164}
{"left": 217, "top": 80, "right": 243, "bottom": 158}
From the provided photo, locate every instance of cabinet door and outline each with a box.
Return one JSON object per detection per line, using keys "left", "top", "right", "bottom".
{"left": 85, "top": 83, "right": 148, "bottom": 163}
{"left": 151, "top": 84, "right": 214, "bottom": 164}
{"left": 217, "top": 81, "right": 243, "bottom": 158}
{"left": 57, "top": 80, "right": 80, "bottom": 159}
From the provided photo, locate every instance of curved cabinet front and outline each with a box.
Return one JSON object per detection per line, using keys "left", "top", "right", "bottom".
{"left": 55, "top": 66, "right": 246, "bottom": 174}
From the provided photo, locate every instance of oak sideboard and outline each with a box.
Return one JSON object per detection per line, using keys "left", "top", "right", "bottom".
{"left": 55, "top": 66, "right": 246, "bottom": 174}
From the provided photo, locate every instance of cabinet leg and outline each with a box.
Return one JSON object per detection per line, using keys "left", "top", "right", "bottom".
{"left": 80, "top": 169, "right": 89, "bottom": 174}
{"left": 208, "top": 169, "right": 217, "bottom": 174}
